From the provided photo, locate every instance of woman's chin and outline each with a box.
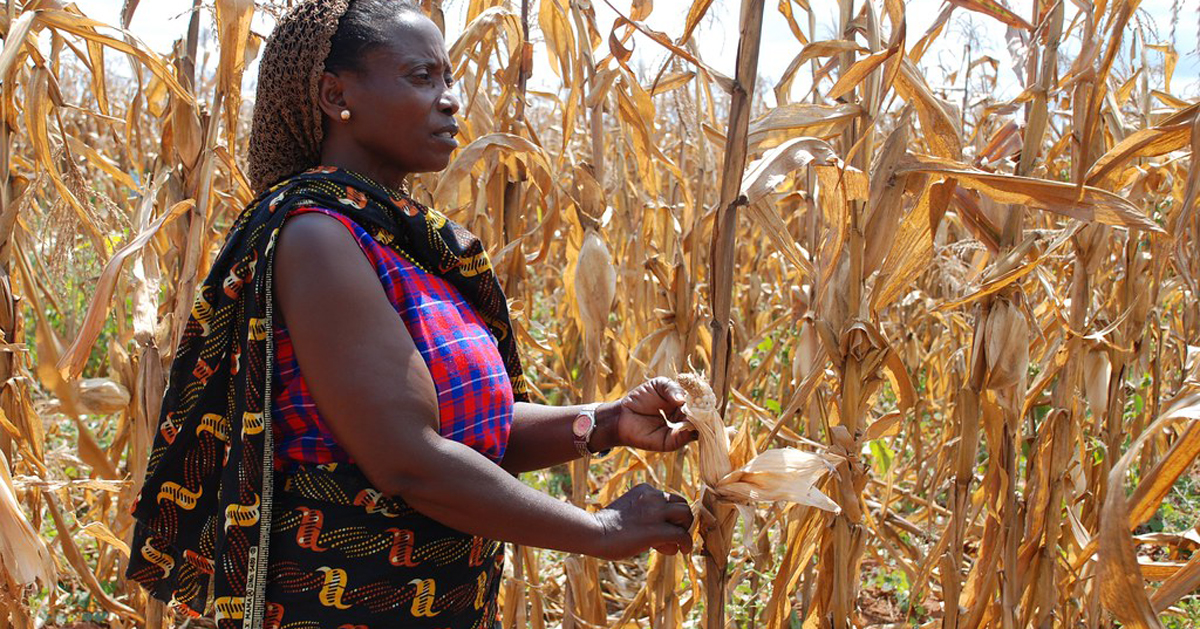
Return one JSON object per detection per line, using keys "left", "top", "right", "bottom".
{"left": 415, "top": 155, "right": 455, "bottom": 175}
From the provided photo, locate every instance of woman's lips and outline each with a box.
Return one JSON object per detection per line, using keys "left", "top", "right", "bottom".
{"left": 432, "top": 126, "right": 458, "bottom": 149}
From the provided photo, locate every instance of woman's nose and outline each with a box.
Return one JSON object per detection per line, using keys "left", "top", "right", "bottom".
{"left": 439, "top": 88, "right": 460, "bottom": 116}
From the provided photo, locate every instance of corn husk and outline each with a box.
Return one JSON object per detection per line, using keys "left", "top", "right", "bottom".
{"left": 676, "top": 373, "right": 732, "bottom": 487}
{"left": 1185, "top": 345, "right": 1200, "bottom": 382}
{"left": 791, "top": 318, "right": 822, "bottom": 386}
{"left": 169, "top": 98, "right": 203, "bottom": 171}
{"left": 647, "top": 329, "right": 683, "bottom": 377}
{"left": 0, "top": 449, "right": 55, "bottom": 587}
{"left": 574, "top": 228, "right": 617, "bottom": 350}
{"left": 76, "top": 377, "right": 132, "bottom": 415}
{"left": 678, "top": 373, "right": 839, "bottom": 513}
{"left": 1082, "top": 349, "right": 1112, "bottom": 419}
{"left": 713, "top": 448, "right": 841, "bottom": 513}
{"left": 984, "top": 296, "right": 1029, "bottom": 390}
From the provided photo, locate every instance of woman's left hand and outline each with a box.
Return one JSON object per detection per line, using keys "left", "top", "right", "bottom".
{"left": 604, "top": 377, "right": 697, "bottom": 452}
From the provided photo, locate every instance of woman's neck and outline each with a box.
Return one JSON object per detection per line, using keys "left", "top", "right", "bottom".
{"left": 319, "top": 140, "right": 409, "bottom": 193}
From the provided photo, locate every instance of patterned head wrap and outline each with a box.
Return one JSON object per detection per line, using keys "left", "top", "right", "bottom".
{"left": 248, "top": 0, "right": 350, "bottom": 192}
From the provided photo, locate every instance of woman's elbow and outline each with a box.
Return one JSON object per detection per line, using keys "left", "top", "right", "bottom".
{"left": 355, "top": 431, "right": 449, "bottom": 499}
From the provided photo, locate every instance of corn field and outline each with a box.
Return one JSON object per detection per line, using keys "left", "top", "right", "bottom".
{"left": 0, "top": 0, "right": 1198, "bottom": 626}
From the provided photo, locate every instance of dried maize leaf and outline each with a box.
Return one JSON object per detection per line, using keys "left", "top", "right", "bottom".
{"left": 57, "top": 197, "right": 193, "bottom": 379}
{"left": 81, "top": 520, "right": 130, "bottom": 557}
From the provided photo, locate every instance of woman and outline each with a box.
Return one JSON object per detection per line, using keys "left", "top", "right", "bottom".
{"left": 126, "top": 1, "right": 695, "bottom": 628}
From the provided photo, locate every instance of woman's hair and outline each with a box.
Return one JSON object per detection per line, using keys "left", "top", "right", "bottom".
{"left": 247, "top": 0, "right": 420, "bottom": 193}
{"left": 325, "top": 0, "right": 421, "bottom": 74}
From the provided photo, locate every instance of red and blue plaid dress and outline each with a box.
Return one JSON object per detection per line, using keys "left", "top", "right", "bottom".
{"left": 129, "top": 169, "right": 523, "bottom": 629}
{"left": 271, "top": 207, "right": 515, "bottom": 469}
{"left": 263, "top": 207, "right": 514, "bottom": 629}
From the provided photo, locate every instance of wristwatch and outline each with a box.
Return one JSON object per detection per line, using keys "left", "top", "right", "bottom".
{"left": 572, "top": 403, "right": 611, "bottom": 458}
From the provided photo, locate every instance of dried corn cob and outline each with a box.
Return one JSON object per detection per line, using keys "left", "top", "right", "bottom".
{"left": 677, "top": 372, "right": 840, "bottom": 629}
{"left": 676, "top": 372, "right": 839, "bottom": 511}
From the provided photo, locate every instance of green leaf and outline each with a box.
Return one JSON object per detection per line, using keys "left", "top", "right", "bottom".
{"left": 869, "top": 440, "right": 894, "bottom": 474}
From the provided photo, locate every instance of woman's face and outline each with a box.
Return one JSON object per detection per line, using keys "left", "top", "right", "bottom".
{"left": 333, "top": 13, "right": 460, "bottom": 176}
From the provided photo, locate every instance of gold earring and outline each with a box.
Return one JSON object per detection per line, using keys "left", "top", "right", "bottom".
{"left": 340, "top": 110, "right": 351, "bottom": 121}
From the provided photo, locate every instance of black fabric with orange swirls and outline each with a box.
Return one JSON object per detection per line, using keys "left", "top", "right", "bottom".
{"left": 126, "top": 168, "right": 529, "bottom": 627}
{"left": 264, "top": 463, "right": 504, "bottom": 629}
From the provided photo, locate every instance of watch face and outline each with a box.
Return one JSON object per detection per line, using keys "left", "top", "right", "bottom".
{"left": 572, "top": 415, "right": 592, "bottom": 438}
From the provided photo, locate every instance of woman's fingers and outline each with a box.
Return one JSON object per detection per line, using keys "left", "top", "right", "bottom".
{"left": 651, "top": 376, "right": 687, "bottom": 406}
{"left": 667, "top": 424, "right": 699, "bottom": 449}
{"left": 655, "top": 493, "right": 693, "bottom": 554}
{"left": 657, "top": 523, "right": 693, "bottom": 554}
{"left": 649, "top": 517, "right": 693, "bottom": 555}
{"left": 663, "top": 501, "right": 694, "bottom": 528}
{"left": 598, "top": 484, "right": 697, "bottom": 558}
{"left": 627, "top": 377, "right": 687, "bottom": 413}
{"left": 656, "top": 491, "right": 693, "bottom": 528}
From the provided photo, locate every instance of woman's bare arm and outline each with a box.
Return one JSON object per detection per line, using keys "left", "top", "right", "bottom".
{"left": 498, "top": 402, "right": 619, "bottom": 474}
{"left": 501, "top": 382, "right": 697, "bottom": 474}
{"left": 273, "top": 212, "right": 692, "bottom": 559}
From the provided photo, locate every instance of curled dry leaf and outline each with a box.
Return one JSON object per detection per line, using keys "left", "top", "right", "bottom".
{"left": 81, "top": 520, "right": 131, "bottom": 557}
{"left": 947, "top": 0, "right": 1034, "bottom": 30}
{"left": 739, "top": 137, "right": 837, "bottom": 278}
{"left": 896, "top": 156, "right": 1164, "bottom": 232}
{"left": 432, "top": 133, "right": 552, "bottom": 209}
{"left": 746, "top": 103, "right": 862, "bottom": 150}
{"left": 1085, "top": 110, "right": 1197, "bottom": 188}
{"left": 741, "top": 137, "right": 839, "bottom": 206}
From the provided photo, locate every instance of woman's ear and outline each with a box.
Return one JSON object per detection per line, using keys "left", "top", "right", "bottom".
{"left": 316, "top": 71, "right": 350, "bottom": 122}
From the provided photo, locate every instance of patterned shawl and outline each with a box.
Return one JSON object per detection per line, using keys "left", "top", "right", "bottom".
{"left": 126, "top": 168, "right": 529, "bottom": 629}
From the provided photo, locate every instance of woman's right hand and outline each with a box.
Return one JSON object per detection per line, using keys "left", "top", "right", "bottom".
{"left": 590, "top": 484, "right": 694, "bottom": 560}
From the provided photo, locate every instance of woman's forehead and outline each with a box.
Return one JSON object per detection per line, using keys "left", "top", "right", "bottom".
{"left": 375, "top": 13, "right": 450, "bottom": 66}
